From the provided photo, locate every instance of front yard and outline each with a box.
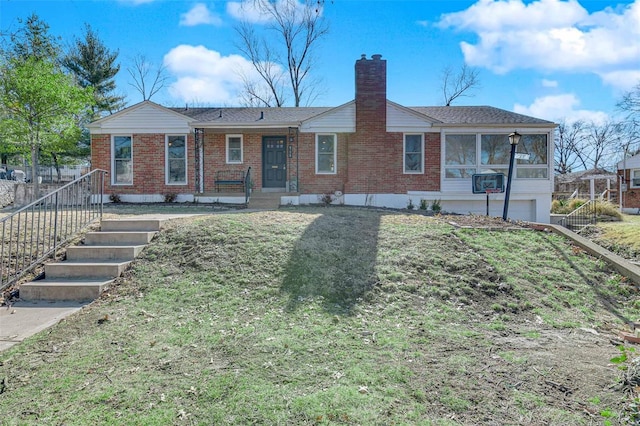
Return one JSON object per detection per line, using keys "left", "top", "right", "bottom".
{"left": 1, "top": 207, "right": 640, "bottom": 424}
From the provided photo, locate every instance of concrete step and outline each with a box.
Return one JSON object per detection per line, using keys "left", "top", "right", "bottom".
{"left": 19, "top": 217, "right": 159, "bottom": 303}
{"left": 100, "top": 219, "right": 162, "bottom": 232}
{"left": 45, "top": 260, "right": 131, "bottom": 279}
{"left": 20, "top": 279, "right": 115, "bottom": 301}
{"left": 66, "top": 245, "right": 146, "bottom": 261}
{"left": 249, "top": 192, "right": 283, "bottom": 210}
{"left": 84, "top": 231, "right": 156, "bottom": 245}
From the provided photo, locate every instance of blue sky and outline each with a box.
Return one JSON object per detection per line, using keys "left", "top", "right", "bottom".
{"left": 1, "top": 0, "right": 639, "bottom": 124}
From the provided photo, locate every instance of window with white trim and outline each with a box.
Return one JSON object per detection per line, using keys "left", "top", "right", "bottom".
{"left": 112, "top": 135, "right": 132, "bottom": 185}
{"left": 226, "top": 135, "right": 243, "bottom": 164}
{"left": 166, "top": 135, "right": 187, "bottom": 184}
{"left": 444, "top": 133, "right": 549, "bottom": 179}
{"left": 631, "top": 169, "right": 640, "bottom": 188}
{"left": 404, "top": 134, "right": 424, "bottom": 174}
{"left": 316, "top": 134, "right": 336, "bottom": 174}
{"left": 445, "top": 134, "right": 476, "bottom": 178}
{"left": 515, "top": 134, "right": 548, "bottom": 179}
{"left": 480, "top": 134, "right": 510, "bottom": 176}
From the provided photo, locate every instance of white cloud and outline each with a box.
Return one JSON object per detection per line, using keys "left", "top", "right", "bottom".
{"left": 599, "top": 70, "right": 640, "bottom": 92}
{"left": 227, "top": 1, "right": 272, "bottom": 23}
{"left": 438, "top": 0, "right": 640, "bottom": 89}
{"left": 541, "top": 79, "right": 558, "bottom": 88}
{"left": 163, "top": 45, "right": 280, "bottom": 105}
{"left": 513, "top": 93, "right": 609, "bottom": 124}
{"left": 227, "top": 0, "right": 321, "bottom": 24}
{"left": 179, "top": 4, "right": 223, "bottom": 27}
{"left": 439, "top": 0, "right": 589, "bottom": 32}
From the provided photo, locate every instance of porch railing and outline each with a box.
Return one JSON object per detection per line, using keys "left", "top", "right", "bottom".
{"left": 0, "top": 169, "right": 107, "bottom": 292}
{"left": 559, "top": 199, "right": 597, "bottom": 233}
{"left": 245, "top": 167, "right": 252, "bottom": 205}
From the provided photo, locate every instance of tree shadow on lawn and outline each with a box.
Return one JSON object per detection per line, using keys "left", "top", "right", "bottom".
{"left": 543, "top": 236, "right": 633, "bottom": 325}
{"left": 280, "top": 209, "right": 381, "bottom": 315}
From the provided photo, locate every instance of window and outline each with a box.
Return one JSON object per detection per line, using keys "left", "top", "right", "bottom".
{"left": 112, "top": 135, "right": 132, "bottom": 185}
{"left": 226, "top": 135, "right": 243, "bottom": 164}
{"left": 445, "top": 134, "right": 476, "bottom": 178}
{"left": 444, "top": 132, "right": 549, "bottom": 179}
{"left": 166, "top": 135, "right": 187, "bottom": 184}
{"left": 631, "top": 170, "right": 640, "bottom": 188}
{"left": 316, "top": 134, "right": 336, "bottom": 174}
{"left": 516, "top": 134, "right": 548, "bottom": 179}
{"left": 404, "top": 134, "right": 424, "bottom": 174}
{"left": 480, "top": 134, "right": 510, "bottom": 176}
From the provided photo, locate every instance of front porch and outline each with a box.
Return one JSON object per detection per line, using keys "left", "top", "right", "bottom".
{"left": 194, "top": 190, "right": 295, "bottom": 209}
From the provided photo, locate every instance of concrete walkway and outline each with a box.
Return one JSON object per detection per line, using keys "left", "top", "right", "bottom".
{"left": 0, "top": 213, "right": 203, "bottom": 352}
{"left": 0, "top": 301, "right": 86, "bottom": 351}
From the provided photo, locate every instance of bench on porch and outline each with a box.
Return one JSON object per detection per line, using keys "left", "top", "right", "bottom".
{"left": 214, "top": 170, "right": 246, "bottom": 192}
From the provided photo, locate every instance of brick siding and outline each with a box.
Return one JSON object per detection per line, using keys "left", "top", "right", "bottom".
{"left": 91, "top": 133, "right": 195, "bottom": 195}
{"left": 91, "top": 55, "right": 443, "bottom": 197}
{"left": 620, "top": 169, "right": 640, "bottom": 208}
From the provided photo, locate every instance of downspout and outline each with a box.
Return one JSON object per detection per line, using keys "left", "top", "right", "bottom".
{"left": 199, "top": 138, "right": 204, "bottom": 193}
{"left": 622, "top": 147, "right": 627, "bottom": 211}
{"left": 194, "top": 128, "right": 204, "bottom": 193}
{"left": 296, "top": 127, "right": 299, "bottom": 193}
{"left": 288, "top": 126, "right": 299, "bottom": 193}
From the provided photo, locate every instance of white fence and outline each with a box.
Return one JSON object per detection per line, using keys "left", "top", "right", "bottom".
{"left": 1, "top": 164, "right": 89, "bottom": 183}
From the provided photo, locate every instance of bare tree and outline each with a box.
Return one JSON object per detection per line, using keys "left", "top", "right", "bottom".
{"left": 584, "top": 121, "right": 623, "bottom": 170}
{"left": 235, "top": 0, "right": 328, "bottom": 107}
{"left": 441, "top": 64, "right": 480, "bottom": 106}
{"left": 616, "top": 121, "right": 640, "bottom": 162}
{"left": 618, "top": 81, "right": 640, "bottom": 122}
{"left": 615, "top": 81, "right": 640, "bottom": 166}
{"left": 236, "top": 22, "right": 288, "bottom": 107}
{"left": 127, "top": 54, "right": 168, "bottom": 102}
{"left": 554, "top": 120, "right": 588, "bottom": 174}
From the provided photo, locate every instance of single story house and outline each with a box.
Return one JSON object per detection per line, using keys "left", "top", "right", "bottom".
{"left": 617, "top": 154, "right": 640, "bottom": 213}
{"left": 89, "top": 54, "right": 557, "bottom": 222}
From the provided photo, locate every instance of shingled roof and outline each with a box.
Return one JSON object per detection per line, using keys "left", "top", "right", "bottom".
{"left": 409, "top": 106, "right": 554, "bottom": 125}
{"left": 168, "top": 103, "right": 554, "bottom": 127}
{"left": 170, "top": 106, "right": 333, "bottom": 125}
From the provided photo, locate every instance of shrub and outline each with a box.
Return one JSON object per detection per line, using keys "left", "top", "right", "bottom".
{"left": 596, "top": 201, "right": 622, "bottom": 220}
{"left": 551, "top": 198, "right": 586, "bottom": 214}
{"left": 551, "top": 198, "right": 622, "bottom": 220}
{"left": 551, "top": 199, "right": 568, "bottom": 214}
{"left": 164, "top": 193, "right": 178, "bottom": 203}
{"left": 567, "top": 198, "right": 586, "bottom": 211}
{"left": 419, "top": 199, "right": 428, "bottom": 210}
{"left": 109, "top": 193, "right": 121, "bottom": 203}
{"left": 407, "top": 198, "right": 415, "bottom": 210}
{"left": 319, "top": 193, "right": 333, "bottom": 206}
{"left": 431, "top": 199, "right": 442, "bottom": 213}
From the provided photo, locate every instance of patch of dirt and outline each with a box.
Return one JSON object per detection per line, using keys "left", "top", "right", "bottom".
{"left": 437, "top": 213, "right": 530, "bottom": 230}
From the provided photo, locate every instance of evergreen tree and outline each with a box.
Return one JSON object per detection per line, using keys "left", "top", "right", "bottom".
{"left": 63, "top": 24, "right": 125, "bottom": 118}
{"left": 9, "top": 13, "right": 61, "bottom": 63}
{"left": 0, "top": 15, "right": 94, "bottom": 193}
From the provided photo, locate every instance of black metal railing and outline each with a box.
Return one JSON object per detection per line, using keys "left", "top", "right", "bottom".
{"left": 559, "top": 199, "right": 597, "bottom": 233}
{"left": 0, "top": 169, "right": 107, "bottom": 291}
{"left": 245, "top": 167, "right": 252, "bottom": 205}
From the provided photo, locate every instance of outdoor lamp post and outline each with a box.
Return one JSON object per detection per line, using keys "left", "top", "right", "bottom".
{"left": 502, "top": 131, "right": 521, "bottom": 220}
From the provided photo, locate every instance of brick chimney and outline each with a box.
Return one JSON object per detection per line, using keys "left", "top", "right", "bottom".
{"left": 345, "top": 54, "right": 388, "bottom": 194}
{"left": 355, "top": 54, "right": 386, "bottom": 132}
